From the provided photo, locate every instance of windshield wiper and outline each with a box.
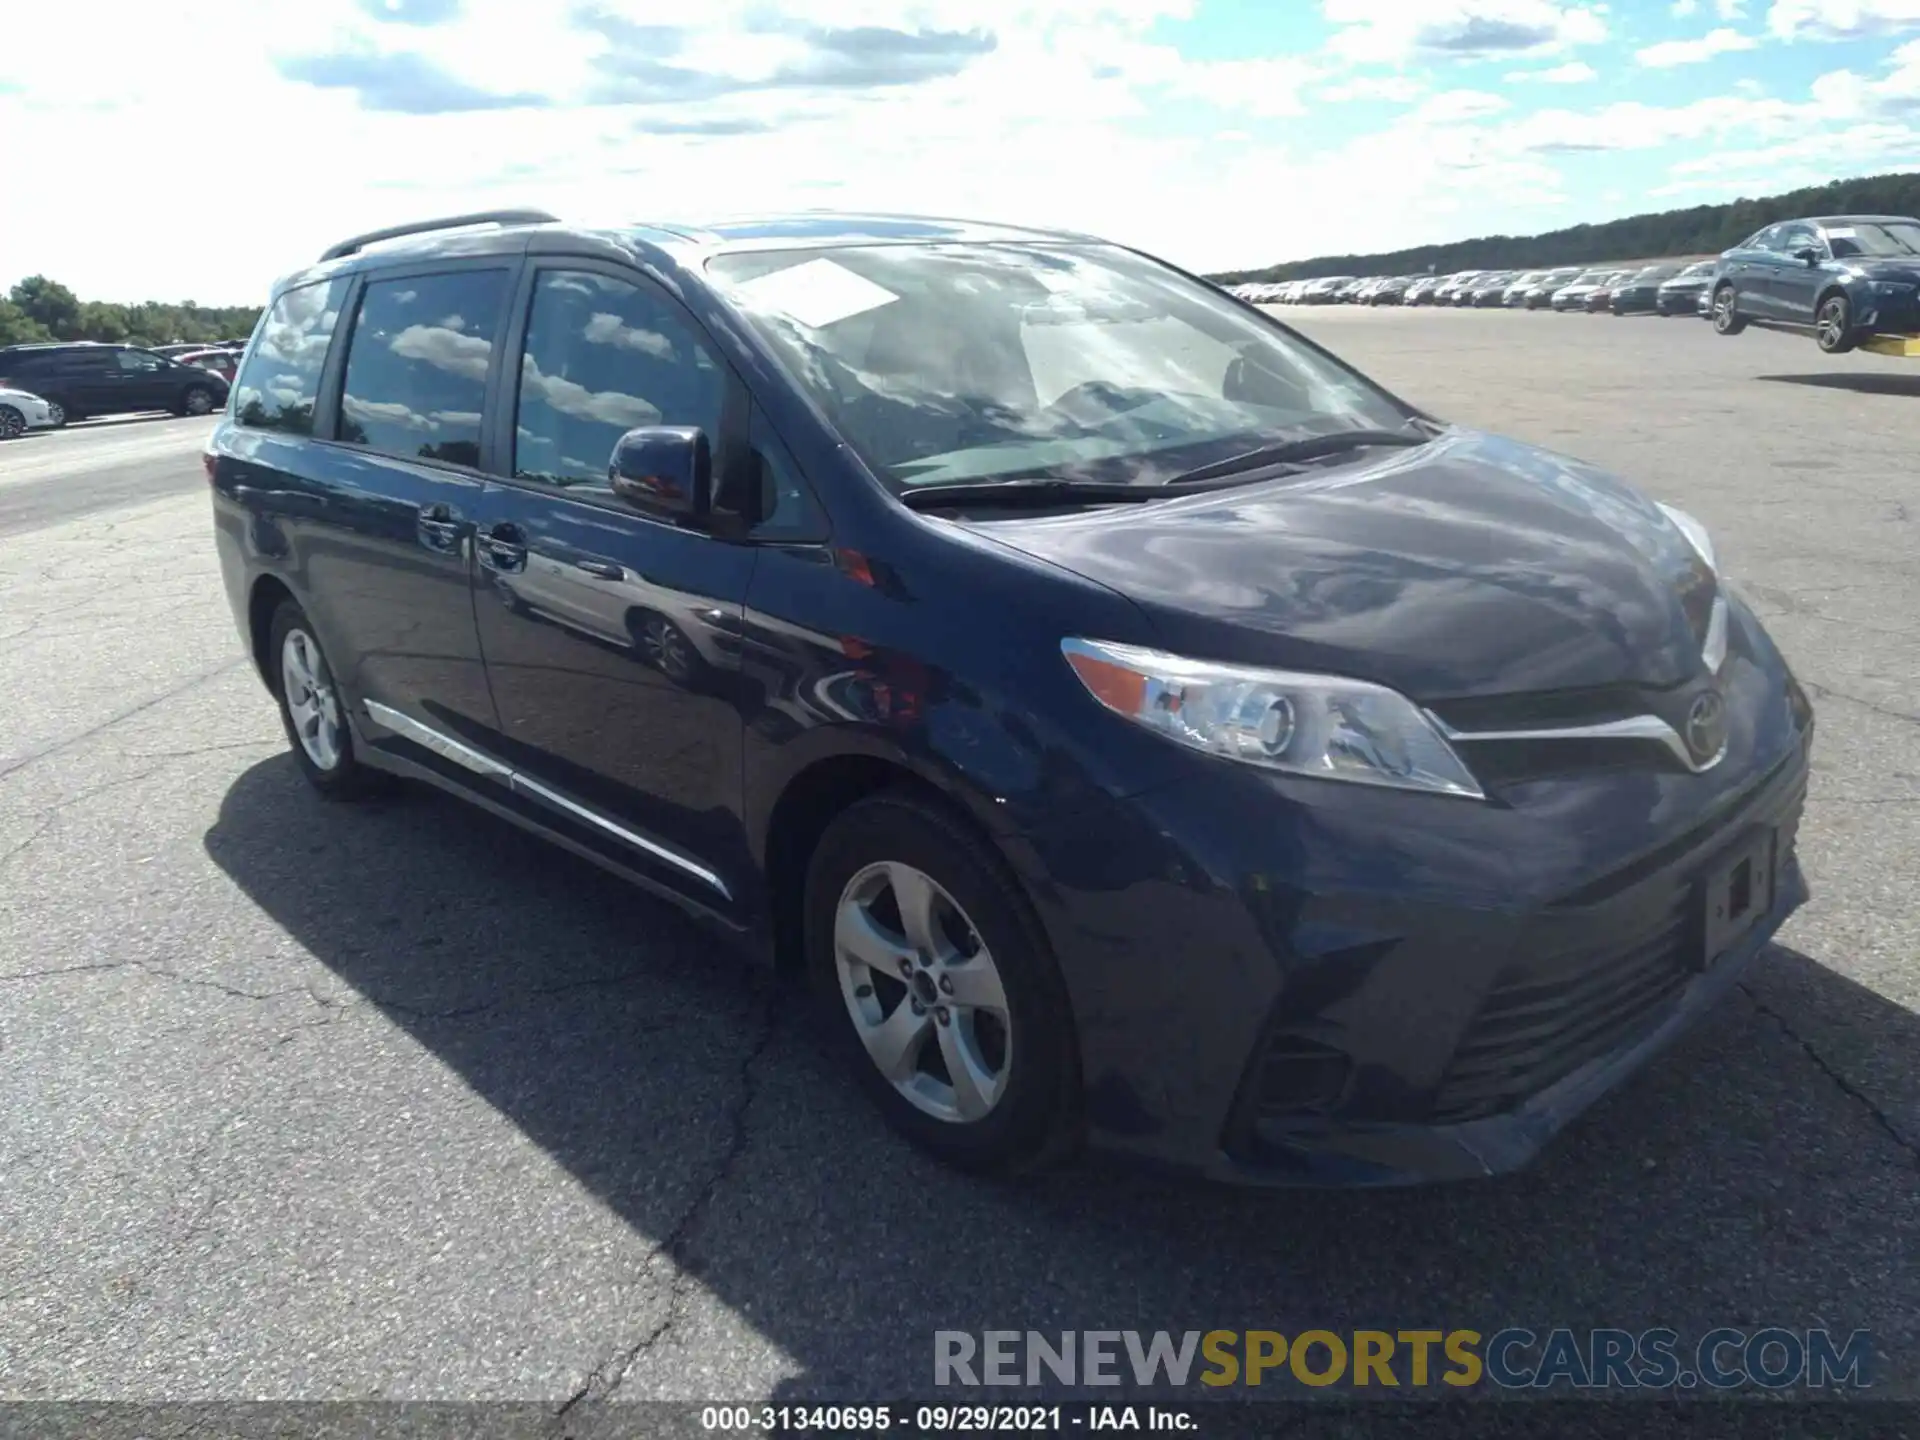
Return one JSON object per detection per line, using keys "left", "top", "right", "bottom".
{"left": 1162, "top": 428, "right": 1429, "bottom": 487}
{"left": 897, "top": 478, "right": 1163, "bottom": 511}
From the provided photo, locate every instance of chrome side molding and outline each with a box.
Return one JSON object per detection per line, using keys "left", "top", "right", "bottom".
{"left": 361, "top": 701, "right": 732, "bottom": 899}
{"left": 366, "top": 701, "right": 511, "bottom": 780}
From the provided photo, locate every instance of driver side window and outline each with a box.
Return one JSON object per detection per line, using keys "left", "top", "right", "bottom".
{"left": 513, "top": 270, "right": 724, "bottom": 494}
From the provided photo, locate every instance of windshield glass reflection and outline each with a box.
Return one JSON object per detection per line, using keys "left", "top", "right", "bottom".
{"left": 708, "top": 243, "right": 1409, "bottom": 491}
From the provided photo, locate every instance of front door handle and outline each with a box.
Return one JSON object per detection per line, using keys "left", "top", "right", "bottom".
{"left": 478, "top": 522, "right": 528, "bottom": 574}
{"left": 573, "top": 560, "right": 624, "bottom": 580}
{"left": 417, "top": 502, "right": 464, "bottom": 552}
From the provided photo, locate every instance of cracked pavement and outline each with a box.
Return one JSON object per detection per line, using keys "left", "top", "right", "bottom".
{"left": 0, "top": 317, "right": 1916, "bottom": 1409}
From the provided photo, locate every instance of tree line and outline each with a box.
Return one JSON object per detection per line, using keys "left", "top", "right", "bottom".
{"left": 0, "top": 276, "right": 261, "bottom": 349}
{"left": 1210, "top": 170, "right": 1920, "bottom": 283}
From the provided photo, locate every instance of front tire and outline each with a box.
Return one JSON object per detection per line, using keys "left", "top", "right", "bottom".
{"left": 0, "top": 405, "right": 23, "bottom": 440}
{"left": 1711, "top": 284, "right": 1747, "bottom": 335}
{"left": 804, "top": 792, "right": 1080, "bottom": 1176}
{"left": 268, "top": 600, "right": 389, "bottom": 801}
{"left": 1815, "top": 293, "right": 1857, "bottom": 354}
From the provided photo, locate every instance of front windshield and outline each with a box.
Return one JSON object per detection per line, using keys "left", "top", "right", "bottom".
{"left": 708, "top": 243, "right": 1410, "bottom": 491}
{"left": 1825, "top": 221, "right": 1920, "bottom": 259}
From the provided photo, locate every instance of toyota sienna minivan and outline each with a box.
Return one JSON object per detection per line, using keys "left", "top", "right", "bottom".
{"left": 208, "top": 209, "right": 1813, "bottom": 1185}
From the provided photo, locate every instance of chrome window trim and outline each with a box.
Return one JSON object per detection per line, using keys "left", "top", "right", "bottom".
{"left": 362, "top": 701, "right": 732, "bottom": 898}
{"left": 1430, "top": 711, "right": 1727, "bottom": 775}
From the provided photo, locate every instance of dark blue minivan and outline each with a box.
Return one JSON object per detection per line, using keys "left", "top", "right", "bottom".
{"left": 208, "top": 210, "right": 1813, "bottom": 1185}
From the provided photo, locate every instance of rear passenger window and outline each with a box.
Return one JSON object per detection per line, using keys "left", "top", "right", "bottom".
{"left": 338, "top": 270, "right": 509, "bottom": 468}
{"left": 233, "top": 277, "right": 349, "bottom": 435}
{"left": 513, "top": 269, "right": 724, "bottom": 491}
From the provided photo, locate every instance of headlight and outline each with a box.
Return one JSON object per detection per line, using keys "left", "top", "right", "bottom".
{"left": 1656, "top": 502, "right": 1727, "bottom": 672}
{"left": 1060, "top": 638, "right": 1484, "bottom": 799}
{"left": 1656, "top": 501, "right": 1716, "bottom": 572}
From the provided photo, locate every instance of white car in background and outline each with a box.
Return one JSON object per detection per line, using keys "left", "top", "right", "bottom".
{"left": 0, "top": 386, "right": 58, "bottom": 439}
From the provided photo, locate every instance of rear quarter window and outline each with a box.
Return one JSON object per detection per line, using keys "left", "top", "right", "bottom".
{"left": 233, "top": 278, "right": 350, "bottom": 435}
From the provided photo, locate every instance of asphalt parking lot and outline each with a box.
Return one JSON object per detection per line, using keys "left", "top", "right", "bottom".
{"left": 1, "top": 311, "right": 1915, "bottom": 1409}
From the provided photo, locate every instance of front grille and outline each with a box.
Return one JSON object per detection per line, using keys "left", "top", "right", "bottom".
{"left": 1432, "top": 757, "right": 1806, "bottom": 1124}
{"left": 1430, "top": 899, "right": 1694, "bottom": 1123}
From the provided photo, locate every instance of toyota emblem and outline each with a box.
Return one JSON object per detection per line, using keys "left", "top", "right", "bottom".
{"left": 1685, "top": 689, "right": 1728, "bottom": 766}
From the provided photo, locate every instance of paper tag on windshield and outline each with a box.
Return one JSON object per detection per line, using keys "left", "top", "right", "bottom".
{"left": 1826, "top": 227, "right": 1856, "bottom": 239}
{"left": 731, "top": 258, "right": 899, "bottom": 329}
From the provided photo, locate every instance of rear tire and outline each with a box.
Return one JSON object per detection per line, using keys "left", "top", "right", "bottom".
{"left": 803, "top": 791, "right": 1081, "bottom": 1176}
{"left": 1815, "top": 293, "right": 1857, "bottom": 354}
{"left": 1711, "top": 284, "right": 1747, "bottom": 336}
{"left": 44, "top": 398, "right": 70, "bottom": 427}
{"left": 179, "top": 385, "right": 217, "bottom": 417}
{"left": 268, "top": 600, "right": 391, "bottom": 801}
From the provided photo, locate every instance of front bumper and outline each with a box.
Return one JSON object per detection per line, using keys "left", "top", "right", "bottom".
{"left": 1016, "top": 611, "right": 1812, "bottom": 1186}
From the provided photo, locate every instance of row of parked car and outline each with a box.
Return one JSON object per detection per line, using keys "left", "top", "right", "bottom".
{"left": 1235, "top": 262, "right": 1718, "bottom": 316}
{"left": 1228, "top": 213, "right": 1920, "bottom": 356}
{"left": 0, "top": 338, "right": 245, "bottom": 437}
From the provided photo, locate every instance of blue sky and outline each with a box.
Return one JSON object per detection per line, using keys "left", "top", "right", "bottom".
{"left": 2, "top": 0, "right": 1917, "bottom": 301}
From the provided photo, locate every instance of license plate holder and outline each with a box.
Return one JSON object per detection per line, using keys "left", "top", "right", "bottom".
{"left": 1700, "top": 829, "right": 1779, "bottom": 970}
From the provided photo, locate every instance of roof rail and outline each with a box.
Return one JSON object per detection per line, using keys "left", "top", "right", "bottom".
{"left": 319, "top": 209, "right": 560, "bottom": 263}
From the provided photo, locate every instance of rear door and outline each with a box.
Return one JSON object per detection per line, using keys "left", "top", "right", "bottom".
{"left": 113, "top": 348, "right": 177, "bottom": 410}
{"left": 1769, "top": 223, "right": 1826, "bottom": 325}
{"left": 468, "top": 260, "right": 760, "bottom": 913}
{"left": 254, "top": 262, "right": 514, "bottom": 764}
{"left": 1735, "top": 226, "right": 1791, "bottom": 319}
{"left": 62, "top": 350, "right": 121, "bottom": 415}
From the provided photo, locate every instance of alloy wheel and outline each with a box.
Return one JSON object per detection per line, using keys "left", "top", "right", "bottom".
{"left": 833, "top": 860, "right": 1012, "bottom": 1124}
{"left": 1816, "top": 297, "right": 1850, "bottom": 352}
{"left": 45, "top": 400, "right": 65, "bottom": 426}
{"left": 1713, "top": 288, "right": 1736, "bottom": 331}
{"left": 0, "top": 406, "right": 22, "bottom": 439}
{"left": 184, "top": 387, "right": 215, "bottom": 416}
{"left": 281, "top": 628, "right": 344, "bottom": 771}
{"left": 643, "top": 617, "right": 695, "bottom": 683}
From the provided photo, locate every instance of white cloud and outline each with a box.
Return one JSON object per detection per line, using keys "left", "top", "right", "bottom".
{"left": 1319, "top": 74, "right": 1427, "bottom": 102}
{"left": 2, "top": 0, "right": 1917, "bottom": 296}
{"left": 1767, "top": 0, "right": 1920, "bottom": 40}
{"left": 1806, "top": 36, "right": 1920, "bottom": 112}
{"left": 1673, "top": 0, "right": 1699, "bottom": 14}
{"left": 1718, "top": 0, "right": 1748, "bottom": 15}
{"left": 1414, "top": 89, "right": 1513, "bottom": 122}
{"left": 1507, "top": 60, "right": 1600, "bottom": 80}
{"left": 1636, "top": 26, "right": 1761, "bottom": 65}
{"left": 1323, "top": 1, "right": 1608, "bottom": 63}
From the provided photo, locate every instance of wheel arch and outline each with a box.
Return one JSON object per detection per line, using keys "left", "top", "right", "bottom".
{"left": 756, "top": 741, "right": 1025, "bottom": 975}
{"left": 247, "top": 573, "right": 298, "bottom": 693}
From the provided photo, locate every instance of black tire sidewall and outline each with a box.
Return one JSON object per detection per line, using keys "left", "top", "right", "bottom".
{"left": 803, "top": 792, "right": 1080, "bottom": 1174}
{"left": 0, "top": 406, "right": 21, "bottom": 439}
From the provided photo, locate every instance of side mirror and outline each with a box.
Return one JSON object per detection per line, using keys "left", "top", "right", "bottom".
{"left": 1792, "top": 247, "right": 1819, "bottom": 266}
{"left": 609, "top": 425, "right": 711, "bottom": 520}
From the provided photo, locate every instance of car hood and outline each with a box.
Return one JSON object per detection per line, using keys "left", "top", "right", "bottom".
{"left": 1660, "top": 273, "right": 1710, "bottom": 287}
{"left": 961, "top": 429, "right": 1710, "bottom": 703}
{"left": 1841, "top": 257, "right": 1920, "bottom": 283}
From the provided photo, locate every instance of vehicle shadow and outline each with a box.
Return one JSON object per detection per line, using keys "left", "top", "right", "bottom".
{"left": 1756, "top": 372, "right": 1920, "bottom": 398}
{"left": 204, "top": 757, "right": 1918, "bottom": 1401}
